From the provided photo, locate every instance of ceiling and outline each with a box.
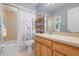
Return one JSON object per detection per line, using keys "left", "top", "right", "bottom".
{"left": 14, "top": 3, "right": 71, "bottom": 14}
{"left": 37, "top": 3, "right": 70, "bottom": 14}
{"left": 14, "top": 3, "right": 38, "bottom": 11}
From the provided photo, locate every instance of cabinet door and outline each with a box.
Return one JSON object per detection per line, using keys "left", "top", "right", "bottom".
{"left": 53, "top": 41, "right": 79, "bottom": 56}
{"left": 53, "top": 50, "right": 64, "bottom": 56}
{"left": 35, "top": 42, "right": 41, "bottom": 56}
{"left": 41, "top": 44, "right": 52, "bottom": 56}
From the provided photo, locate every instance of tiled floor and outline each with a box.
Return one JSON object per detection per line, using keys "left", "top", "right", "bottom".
{"left": 1, "top": 41, "right": 34, "bottom": 56}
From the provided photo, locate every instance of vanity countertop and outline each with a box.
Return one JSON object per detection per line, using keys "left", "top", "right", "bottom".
{"left": 53, "top": 32, "right": 79, "bottom": 38}
{"left": 35, "top": 33, "right": 79, "bottom": 48}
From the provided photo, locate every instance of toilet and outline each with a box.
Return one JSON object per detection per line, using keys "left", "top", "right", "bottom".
{"left": 23, "top": 40, "right": 35, "bottom": 52}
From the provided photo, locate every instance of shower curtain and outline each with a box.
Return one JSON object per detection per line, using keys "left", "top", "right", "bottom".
{"left": 17, "top": 9, "right": 36, "bottom": 50}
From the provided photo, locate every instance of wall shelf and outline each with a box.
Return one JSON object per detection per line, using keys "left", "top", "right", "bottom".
{"left": 35, "top": 17, "right": 44, "bottom": 33}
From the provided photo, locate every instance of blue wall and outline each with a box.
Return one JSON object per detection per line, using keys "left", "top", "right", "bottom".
{"left": 52, "top": 3, "right": 79, "bottom": 32}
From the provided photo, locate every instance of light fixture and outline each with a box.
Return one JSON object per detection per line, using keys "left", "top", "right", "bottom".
{"left": 47, "top": 3, "right": 51, "bottom": 5}
{"left": 47, "top": 3, "right": 54, "bottom": 6}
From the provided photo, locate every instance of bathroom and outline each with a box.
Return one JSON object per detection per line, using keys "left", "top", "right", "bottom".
{"left": 0, "top": 3, "right": 79, "bottom": 56}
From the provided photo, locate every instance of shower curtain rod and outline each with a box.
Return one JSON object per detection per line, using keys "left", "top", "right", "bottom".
{"left": 2, "top": 3, "right": 36, "bottom": 14}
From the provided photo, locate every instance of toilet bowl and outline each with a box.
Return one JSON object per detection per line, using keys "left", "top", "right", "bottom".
{"left": 23, "top": 40, "right": 35, "bottom": 51}
{"left": 24, "top": 40, "right": 34, "bottom": 46}
{"left": 17, "top": 39, "right": 35, "bottom": 50}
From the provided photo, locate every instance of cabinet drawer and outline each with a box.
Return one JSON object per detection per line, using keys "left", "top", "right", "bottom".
{"left": 53, "top": 41, "right": 79, "bottom": 56}
{"left": 35, "top": 36, "right": 53, "bottom": 48}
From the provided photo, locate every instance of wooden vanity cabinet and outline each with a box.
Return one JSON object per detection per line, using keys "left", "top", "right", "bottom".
{"left": 35, "top": 42, "right": 41, "bottom": 56}
{"left": 35, "top": 35, "right": 79, "bottom": 56}
{"left": 35, "top": 36, "right": 53, "bottom": 56}
{"left": 35, "top": 41, "right": 52, "bottom": 56}
{"left": 53, "top": 50, "right": 65, "bottom": 56}
{"left": 41, "top": 44, "right": 52, "bottom": 56}
{"left": 53, "top": 41, "right": 79, "bottom": 56}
